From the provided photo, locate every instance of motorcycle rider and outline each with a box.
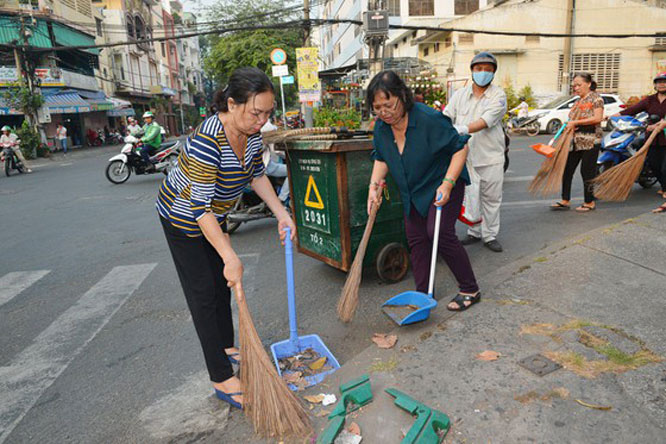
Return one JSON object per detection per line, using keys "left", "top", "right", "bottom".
{"left": 614, "top": 72, "right": 666, "bottom": 198}
{"left": 139, "top": 111, "right": 162, "bottom": 171}
{"left": 1, "top": 125, "right": 32, "bottom": 173}
{"left": 260, "top": 119, "right": 290, "bottom": 205}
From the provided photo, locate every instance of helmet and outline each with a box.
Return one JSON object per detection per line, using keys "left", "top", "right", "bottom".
{"left": 1, "top": 125, "right": 10, "bottom": 132}
{"left": 470, "top": 51, "right": 498, "bottom": 71}
{"left": 142, "top": 111, "right": 154, "bottom": 118}
{"left": 654, "top": 72, "right": 666, "bottom": 83}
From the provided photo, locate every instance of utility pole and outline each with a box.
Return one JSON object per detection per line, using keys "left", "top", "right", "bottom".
{"left": 16, "top": 14, "right": 48, "bottom": 150}
{"left": 562, "top": 0, "right": 576, "bottom": 93}
{"left": 302, "top": 0, "right": 313, "bottom": 128}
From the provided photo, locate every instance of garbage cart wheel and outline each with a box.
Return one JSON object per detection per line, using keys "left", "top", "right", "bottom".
{"left": 376, "top": 242, "right": 409, "bottom": 283}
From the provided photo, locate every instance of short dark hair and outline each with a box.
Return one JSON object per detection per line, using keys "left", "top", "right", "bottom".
{"left": 573, "top": 72, "right": 598, "bottom": 91}
{"left": 214, "top": 67, "right": 275, "bottom": 113}
{"left": 366, "top": 70, "right": 414, "bottom": 113}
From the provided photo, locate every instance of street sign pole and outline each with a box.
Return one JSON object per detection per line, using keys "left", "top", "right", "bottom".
{"left": 280, "top": 75, "right": 287, "bottom": 129}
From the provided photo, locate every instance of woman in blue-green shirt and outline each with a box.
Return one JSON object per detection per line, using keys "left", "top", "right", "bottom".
{"left": 367, "top": 71, "right": 481, "bottom": 311}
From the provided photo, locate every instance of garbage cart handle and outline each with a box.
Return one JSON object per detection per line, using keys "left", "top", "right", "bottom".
{"left": 283, "top": 227, "right": 299, "bottom": 344}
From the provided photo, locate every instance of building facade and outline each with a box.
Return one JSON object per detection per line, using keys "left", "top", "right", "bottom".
{"left": 417, "top": 0, "right": 666, "bottom": 102}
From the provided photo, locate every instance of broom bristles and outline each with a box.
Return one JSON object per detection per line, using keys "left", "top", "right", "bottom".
{"left": 591, "top": 128, "right": 661, "bottom": 201}
{"left": 235, "top": 285, "right": 311, "bottom": 438}
{"left": 337, "top": 198, "right": 381, "bottom": 323}
{"left": 528, "top": 128, "right": 575, "bottom": 196}
{"left": 262, "top": 127, "right": 332, "bottom": 144}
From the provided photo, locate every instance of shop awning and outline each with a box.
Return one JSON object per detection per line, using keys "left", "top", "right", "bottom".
{"left": 107, "top": 97, "right": 135, "bottom": 117}
{"left": 0, "top": 17, "right": 52, "bottom": 48}
{"left": 52, "top": 23, "right": 100, "bottom": 55}
{"left": 44, "top": 92, "right": 91, "bottom": 114}
{"left": 77, "top": 90, "right": 114, "bottom": 111}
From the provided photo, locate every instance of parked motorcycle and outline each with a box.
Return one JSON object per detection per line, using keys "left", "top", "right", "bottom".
{"left": 226, "top": 175, "right": 288, "bottom": 233}
{"left": 507, "top": 112, "right": 540, "bottom": 136}
{"left": 597, "top": 112, "right": 660, "bottom": 189}
{"left": 1, "top": 140, "right": 25, "bottom": 177}
{"left": 106, "top": 130, "right": 123, "bottom": 145}
{"left": 87, "top": 129, "right": 103, "bottom": 147}
{"left": 105, "top": 135, "right": 181, "bottom": 184}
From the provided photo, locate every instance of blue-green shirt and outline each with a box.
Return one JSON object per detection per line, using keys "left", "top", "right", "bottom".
{"left": 372, "top": 103, "right": 471, "bottom": 217}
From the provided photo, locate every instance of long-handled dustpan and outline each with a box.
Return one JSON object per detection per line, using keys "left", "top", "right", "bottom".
{"left": 382, "top": 203, "right": 442, "bottom": 325}
{"left": 531, "top": 118, "right": 572, "bottom": 157}
{"left": 270, "top": 227, "right": 340, "bottom": 389}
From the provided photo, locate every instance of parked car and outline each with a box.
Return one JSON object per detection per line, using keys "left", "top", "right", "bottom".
{"left": 530, "top": 94, "right": 625, "bottom": 134}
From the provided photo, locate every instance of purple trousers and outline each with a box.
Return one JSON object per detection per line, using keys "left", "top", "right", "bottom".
{"left": 404, "top": 182, "right": 479, "bottom": 295}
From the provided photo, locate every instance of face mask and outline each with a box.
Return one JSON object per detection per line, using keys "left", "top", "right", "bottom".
{"left": 472, "top": 71, "right": 494, "bottom": 87}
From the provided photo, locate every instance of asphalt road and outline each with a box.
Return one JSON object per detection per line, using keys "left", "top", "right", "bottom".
{"left": 0, "top": 135, "right": 661, "bottom": 443}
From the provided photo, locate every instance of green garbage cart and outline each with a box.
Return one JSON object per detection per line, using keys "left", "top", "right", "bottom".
{"left": 285, "top": 138, "right": 410, "bottom": 283}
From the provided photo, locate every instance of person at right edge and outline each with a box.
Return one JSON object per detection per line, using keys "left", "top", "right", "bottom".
{"left": 550, "top": 73, "right": 604, "bottom": 213}
{"left": 615, "top": 72, "right": 666, "bottom": 213}
{"left": 444, "top": 52, "right": 507, "bottom": 252}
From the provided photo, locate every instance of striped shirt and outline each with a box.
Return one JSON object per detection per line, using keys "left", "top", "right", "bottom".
{"left": 156, "top": 114, "right": 265, "bottom": 236}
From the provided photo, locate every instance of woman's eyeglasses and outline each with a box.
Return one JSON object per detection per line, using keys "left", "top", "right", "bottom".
{"left": 371, "top": 99, "right": 400, "bottom": 116}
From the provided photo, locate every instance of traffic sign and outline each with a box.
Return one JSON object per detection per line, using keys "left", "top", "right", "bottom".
{"left": 270, "top": 48, "right": 287, "bottom": 65}
{"left": 272, "top": 64, "right": 289, "bottom": 77}
{"left": 282, "top": 75, "right": 295, "bottom": 85}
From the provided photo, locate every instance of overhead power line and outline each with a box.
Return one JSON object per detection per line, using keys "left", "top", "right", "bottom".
{"left": 1, "top": 18, "right": 662, "bottom": 55}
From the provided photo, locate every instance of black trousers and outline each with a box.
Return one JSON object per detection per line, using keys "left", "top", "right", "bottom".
{"left": 562, "top": 145, "right": 600, "bottom": 203}
{"left": 160, "top": 217, "right": 234, "bottom": 383}
{"left": 647, "top": 145, "right": 666, "bottom": 192}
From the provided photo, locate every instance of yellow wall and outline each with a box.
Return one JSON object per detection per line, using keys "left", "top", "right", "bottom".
{"left": 420, "top": 0, "right": 666, "bottom": 101}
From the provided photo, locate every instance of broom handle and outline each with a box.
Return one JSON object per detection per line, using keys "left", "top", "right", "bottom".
{"left": 283, "top": 227, "right": 298, "bottom": 344}
{"left": 427, "top": 201, "right": 443, "bottom": 297}
{"left": 355, "top": 199, "right": 381, "bottom": 264}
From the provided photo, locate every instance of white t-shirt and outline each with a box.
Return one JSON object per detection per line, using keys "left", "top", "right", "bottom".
{"left": 56, "top": 126, "right": 67, "bottom": 140}
{"left": 1, "top": 133, "right": 18, "bottom": 146}
{"left": 127, "top": 124, "right": 142, "bottom": 136}
{"left": 517, "top": 101, "right": 529, "bottom": 119}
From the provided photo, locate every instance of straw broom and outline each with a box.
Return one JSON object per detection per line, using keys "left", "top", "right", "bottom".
{"left": 592, "top": 128, "right": 661, "bottom": 201}
{"left": 527, "top": 127, "right": 575, "bottom": 196}
{"left": 234, "top": 283, "right": 311, "bottom": 438}
{"left": 337, "top": 194, "right": 383, "bottom": 323}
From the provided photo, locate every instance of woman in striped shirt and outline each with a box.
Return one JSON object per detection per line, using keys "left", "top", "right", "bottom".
{"left": 157, "top": 67, "right": 295, "bottom": 409}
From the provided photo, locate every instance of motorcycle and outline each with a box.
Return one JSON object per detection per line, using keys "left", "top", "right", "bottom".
{"left": 1, "top": 140, "right": 25, "bottom": 177}
{"left": 226, "top": 174, "right": 288, "bottom": 234}
{"left": 87, "top": 129, "right": 103, "bottom": 147}
{"left": 507, "top": 111, "right": 540, "bottom": 136}
{"left": 105, "top": 135, "right": 181, "bottom": 184}
{"left": 597, "top": 112, "right": 660, "bottom": 189}
{"left": 106, "top": 130, "right": 123, "bottom": 145}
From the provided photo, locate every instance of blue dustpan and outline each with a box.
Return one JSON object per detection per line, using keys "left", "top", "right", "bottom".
{"left": 383, "top": 204, "right": 442, "bottom": 325}
{"left": 270, "top": 227, "right": 341, "bottom": 390}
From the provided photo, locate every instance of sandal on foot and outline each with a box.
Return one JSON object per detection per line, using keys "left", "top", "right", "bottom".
{"left": 447, "top": 292, "right": 481, "bottom": 312}
{"left": 226, "top": 352, "right": 240, "bottom": 365}
{"left": 652, "top": 204, "right": 666, "bottom": 214}
{"left": 550, "top": 202, "right": 570, "bottom": 211}
{"left": 215, "top": 389, "right": 243, "bottom": 410}
{"left": 575, "top": 204, "right": 595, "bottom": 213}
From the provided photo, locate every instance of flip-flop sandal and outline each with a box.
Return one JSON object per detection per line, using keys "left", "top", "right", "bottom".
{"left": 214, "top": 389, "right": 243, "bottom": 410}
{"left": 226, "top": 352, "right": 240, "bottom": 365}
{"left": 447, "top": 292, "right": 482, "bottom": 312}
{"left": 652, "top": 204, "right": 666, "bottom": 214}
{"left": 550, "top": 202, "right": 570, "bottom": 211}
{"left": 575, "top": 204, "right": 596, "bottom": 213}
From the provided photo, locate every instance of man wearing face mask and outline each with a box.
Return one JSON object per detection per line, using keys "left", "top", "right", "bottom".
{"left": 444, "top": 52, "right": 507, "bottom": 252}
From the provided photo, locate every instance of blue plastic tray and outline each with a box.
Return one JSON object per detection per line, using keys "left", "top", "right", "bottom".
{"left": 382, "top": 291, "right": 438, "bottom": 325}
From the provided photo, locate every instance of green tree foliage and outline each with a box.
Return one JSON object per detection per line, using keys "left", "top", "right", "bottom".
{"left": 314, "top": 107, "right": 361, "bottom": 129}
{"left": 203, "top": 0, "right": 302, "bottom": 106}
{"left": 15, "top": 120, "right": 43, "bottom": 159}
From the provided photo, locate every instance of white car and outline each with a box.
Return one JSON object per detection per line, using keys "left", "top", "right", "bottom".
{"left": 530, "top": 94, "right": 625, "bottom": 134}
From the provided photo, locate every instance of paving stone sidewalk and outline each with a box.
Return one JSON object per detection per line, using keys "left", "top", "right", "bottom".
{"left": 305, "top": 212, "right": 666, "bottom": 444}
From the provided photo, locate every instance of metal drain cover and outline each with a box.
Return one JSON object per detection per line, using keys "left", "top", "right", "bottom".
{"left": 518, "top": 354, "right": 561, "bottom": 376}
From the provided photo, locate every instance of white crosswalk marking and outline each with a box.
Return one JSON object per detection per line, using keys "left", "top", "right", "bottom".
{"left": 0, "top": 271, "right": 50, "bottom": 308}
{"left": 0, "top": 263, "right": 157, "bottom": 443}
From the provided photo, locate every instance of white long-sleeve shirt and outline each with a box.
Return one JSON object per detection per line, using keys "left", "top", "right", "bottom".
{"left": 444, "top": 84, "right": 507, "bottom": 167}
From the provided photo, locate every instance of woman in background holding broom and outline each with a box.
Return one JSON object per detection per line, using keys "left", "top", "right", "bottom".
{"left": 366, "top": 70, "right": 481, "bottom": 312}
{"left": 551, "top": 73, "right": 604, "bottom": 213}
{"left": 157, "top": 67, "right": 296, "bottom": 410}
